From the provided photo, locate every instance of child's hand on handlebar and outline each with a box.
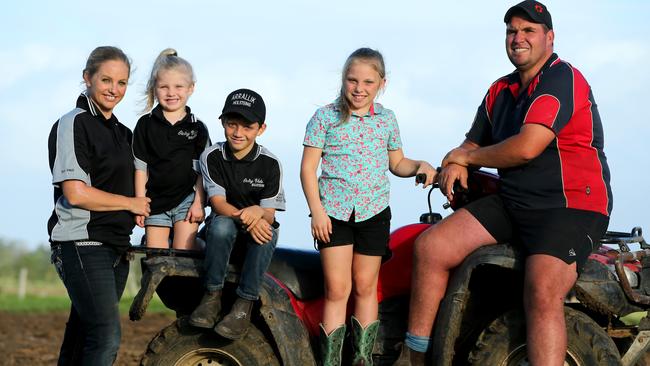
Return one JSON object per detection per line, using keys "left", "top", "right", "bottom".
{"left": 414, "top": 162, "right": 438, "bottom": 188}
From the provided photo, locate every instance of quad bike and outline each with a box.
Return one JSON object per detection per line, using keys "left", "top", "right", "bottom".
{"left": 129, "top": 170, "right": 650, "bottom": 365}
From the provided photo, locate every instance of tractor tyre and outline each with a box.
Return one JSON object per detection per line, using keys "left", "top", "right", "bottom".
{"left": 468, "top": 307, "right": 620, "bottom": 366}
{"left": 140, "top": 317, "right": 280, "bottom": 366}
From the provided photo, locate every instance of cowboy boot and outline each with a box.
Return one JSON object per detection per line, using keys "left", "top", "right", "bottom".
{"left": 392, "top": 342, "right": 425, "bottom": 366}
{"left": 319, "top": 323, "right": 346, "bottom": 366}
{"left": 189, "top": 290, "right": 222, "bottom": 328}
{"left": 214, "top": 297, "right": 253, "bottom": 340}
{"left": 351, "top": 316, "right": 380, "bottom": 365}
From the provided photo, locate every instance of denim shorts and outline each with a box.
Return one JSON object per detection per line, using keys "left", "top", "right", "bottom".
{"left": 145, "top": 192, "right": 195, "bottom": 227}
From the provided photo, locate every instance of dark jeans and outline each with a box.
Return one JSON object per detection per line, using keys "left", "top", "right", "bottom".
{"left": 51, "top": 242, "right": 129, "bottom": 366}
{"left": 204, "top": 215, "right": 278, "bottom": 300}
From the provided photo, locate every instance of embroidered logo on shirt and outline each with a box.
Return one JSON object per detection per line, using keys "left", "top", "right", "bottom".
{"left": 568, "top": 248, "right": 576, "bottom": 257}
{"left": 178, "top": 130, "right": 198, "bottom": 140}
{"left": 243, "top": 178, "right": 265, "bottom": 188}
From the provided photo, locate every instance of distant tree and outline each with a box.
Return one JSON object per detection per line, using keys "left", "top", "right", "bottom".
{"left": 0, "top": 238, "right": 56, "bottom": 282}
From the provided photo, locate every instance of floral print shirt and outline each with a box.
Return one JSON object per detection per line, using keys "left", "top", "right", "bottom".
{"left": 303, "top": 102, "right": 402, "bottom": 222}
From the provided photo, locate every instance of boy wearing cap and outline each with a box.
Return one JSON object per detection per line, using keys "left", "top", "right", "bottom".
{"left": 189, "top": 88, "right": 285, "bottom": 340}
{"left": 395, "top": 1, "right": 612, "bottom": 365}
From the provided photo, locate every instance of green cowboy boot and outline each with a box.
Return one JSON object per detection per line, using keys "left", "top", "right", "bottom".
{"left": 351, "top": 316, "right": 380, "bottom": 366}
{"left": 319, "top": 323, "right": 346, "bottom": 366}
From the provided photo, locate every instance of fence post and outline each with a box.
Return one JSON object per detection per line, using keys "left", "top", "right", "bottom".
{"left": 18, "top": 267, "right": 28, "bottom": 300}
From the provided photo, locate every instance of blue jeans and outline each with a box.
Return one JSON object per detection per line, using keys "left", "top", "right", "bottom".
{"left": 51, "top": 242, "right": 129, "bottom": 366}
{"left": 204, "top": 215, "right": 278, "bottom": 300}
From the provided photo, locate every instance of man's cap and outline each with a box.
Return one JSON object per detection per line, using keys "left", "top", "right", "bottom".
{"left": 504, "top": 0, "right": 553, "bottom": 30}
{"left": 219, "top": 88, "right": 266, "bottom": 123}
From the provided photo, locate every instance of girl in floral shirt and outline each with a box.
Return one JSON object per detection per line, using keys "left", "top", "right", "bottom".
{"left": 300, "top": 47, "right": 437, "bottom": 365}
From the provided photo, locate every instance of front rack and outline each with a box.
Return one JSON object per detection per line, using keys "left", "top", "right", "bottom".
{"left": 600, "top": 227, "right": 648, "bottom": 252}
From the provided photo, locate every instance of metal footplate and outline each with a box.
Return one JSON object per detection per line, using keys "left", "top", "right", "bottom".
{"left": 621, "top": 317, "right": 650, "bottom": 366}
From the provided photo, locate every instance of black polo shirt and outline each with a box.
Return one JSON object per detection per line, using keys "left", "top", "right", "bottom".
{"left": 132, "top": 105, "right": 210, "bottom": 214}
{"left": 466, "top": 53, "right": 612, "bottom": 216}
{"left": 200, "top": 142, "right": 286, "bottom": 217}
{"left": 48, "top": 92, "right": 135, "bottom": 248}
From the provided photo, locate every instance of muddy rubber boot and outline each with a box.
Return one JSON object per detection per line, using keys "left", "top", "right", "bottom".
{"left": 188, "top": 290, "right": 222, "bottom": 329}
{"left": 214, "top": 297, "right": 253, "bottom": 340}
{"left": 351, "top": 316, "right": 379, "bottom": 365}
{"left": 319, "top": 323, "right": 346, "bottom": 366}
{"left": 392, "top": 342, "right": 425, "bottom": 366}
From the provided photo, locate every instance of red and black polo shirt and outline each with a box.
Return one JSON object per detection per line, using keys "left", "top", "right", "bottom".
{"left": 200, "top": 142, "right": 286, "bottom": 221}
{"left": 48, "top": 92, "right": 135, "bottom": 248}
{"left": 466, "top": 53, "right": 612, "bottom": 216}
{"left": 132, "top": 105, "right": 210, "bottom": 214}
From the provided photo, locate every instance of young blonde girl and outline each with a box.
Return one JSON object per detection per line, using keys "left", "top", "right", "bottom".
{"left": 133, "top": 48, "right": 210, "bottom": 249}
{"left": 300, "top": 47, "right": 437, "bottom": 365}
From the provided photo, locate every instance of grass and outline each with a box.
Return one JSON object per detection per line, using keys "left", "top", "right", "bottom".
{"left": 0, "top": 292, "right": 174, "bottom": 314}
{"left": 0, "top": 294, "right": 71, "bottom": 312}
{"left": 0, "top": 260, "right": 173, "bottom": 315}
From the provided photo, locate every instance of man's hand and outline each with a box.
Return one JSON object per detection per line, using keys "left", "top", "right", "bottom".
{"left": 185, "top": 201, "right": 205, "bottom": 224}
{"left": 248, "top": 219, "right": 274, "bottom": 245}
{"left": 311, "top": 208, "right": 332, "bottom": 244}
{"left": 233, "top": 206, "right": 265, "bottom": 228}
{"left": 438, "top": 164, "right": 469, "bottom": 202}
{"left": 442, "top": 147, "right": 471, "bottom": 168}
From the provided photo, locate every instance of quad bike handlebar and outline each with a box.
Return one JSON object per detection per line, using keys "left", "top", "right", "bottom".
{"left": 415, "top": 173, "right": 442, "bottom": 224}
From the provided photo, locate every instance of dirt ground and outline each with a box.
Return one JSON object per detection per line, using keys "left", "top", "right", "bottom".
{"left": 0, "top": 311, "right": 175, "bottom": 365}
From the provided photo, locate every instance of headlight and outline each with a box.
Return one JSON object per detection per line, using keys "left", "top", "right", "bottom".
{"left": 608, "top": 264, "right": 640, "bottom": 288}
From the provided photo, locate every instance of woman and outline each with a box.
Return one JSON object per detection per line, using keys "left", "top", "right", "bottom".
{"left": 47, "top": 46, "right": 150, "bottom": 365}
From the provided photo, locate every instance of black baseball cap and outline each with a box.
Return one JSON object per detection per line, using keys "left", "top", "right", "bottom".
{"left": 219, "top": 88, "right": 266, "bottom": 124}
{"left": 504, "top": 0, "right": 553, "bottom": 30}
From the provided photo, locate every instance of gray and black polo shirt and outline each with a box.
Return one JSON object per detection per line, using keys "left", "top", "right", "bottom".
{"left": 47, "top": 92, "right": 135, "bottom": 248}
{"left": 132, "top": 105, "right": 210, "bottom": 214}
{"left": 200, "top": 142, "right": 285, "bottom": 224}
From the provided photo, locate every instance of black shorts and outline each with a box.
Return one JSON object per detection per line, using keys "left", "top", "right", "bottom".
{"left": 316, "top": 207, "right": 391, "bottom": 257}
{"left": 464, "top": 195, "right": 609, "bottom": 271}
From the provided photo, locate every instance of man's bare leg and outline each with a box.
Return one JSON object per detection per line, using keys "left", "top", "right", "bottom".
{"left": 407, "top": 208, "right": 497, "bottom": 337}
{"left": 524, "top": 254, "right": 577, "bottom": 366}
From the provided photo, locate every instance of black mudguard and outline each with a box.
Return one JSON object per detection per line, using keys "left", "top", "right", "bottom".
{"left": 130, "top": 255, "right": 317, "bottom": 365}
{"left": 258, "top": 274, "right": 317, "bottom": 366}
{"left": 432, "top": 244, "right": 524, "bottom": 365}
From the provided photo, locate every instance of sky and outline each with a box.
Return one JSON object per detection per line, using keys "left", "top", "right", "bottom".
{"left": 1, "top": 1, "right": 648, "bottom": 251}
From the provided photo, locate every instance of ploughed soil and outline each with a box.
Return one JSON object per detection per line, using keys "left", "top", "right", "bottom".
{"left": 0, "top": 311, "right": 175, "bottom": 365}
